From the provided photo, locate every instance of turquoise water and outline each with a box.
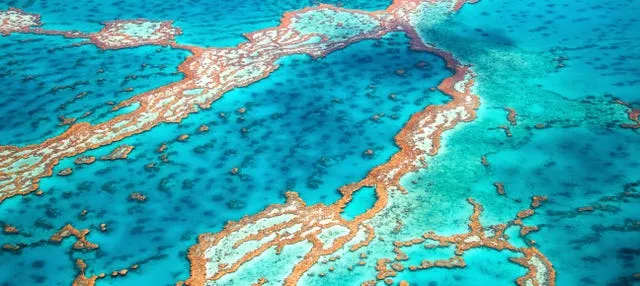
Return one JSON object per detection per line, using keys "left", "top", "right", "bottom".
{"left": 489, "top": 127, "right": 640, "bottom": 285}
{"left": 398, "top": 0, "right": 640, "bottom": 284}
{"left": 397, "top": 248, "right": 527, "bottom": 285}
{"left": 341, "top": 187, "right": 377, "bottom": 220}
{"left": 1, "top": 0, "right": 639, "bottom": 285}
{"left": 0, "top": 30, "right": 451, "bottom": 284}
{"left": 0, "top": 33, "right": 187, "bottom": 146}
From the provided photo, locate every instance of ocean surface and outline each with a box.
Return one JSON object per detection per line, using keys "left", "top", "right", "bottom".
{"left": 1, "top": 0, "right": 638, "bottom": 285}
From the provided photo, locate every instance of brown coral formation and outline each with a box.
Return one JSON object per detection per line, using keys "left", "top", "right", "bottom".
{"left": 376, "top": 258, "right": 398, "bottom": 280}
{"left": 71, "top": 260, "right": 130, "bottom": 286}
{"left": 499, "top": 125, "right": 513, "bottom": 137}
{"left": 128, "top": 192, "right": 147, "bottom": 202}
{"left": 57, "top": 168, "right": 73, "bottom": 176}
{"left": 481, "top": 155, "right": 489, "bottom": 167}
{"left": 100, "top": 145, "right": 134, "bottom": 160}
{"left": 624, "top": 108, "right": 640, "bottom": 129}
{"left": 531, "top": 196, "right": 548, "bottom": 208}
{"left": 494, "top": 182, "right": 506, "bottom": 195}
{"left": 517, "top": 209, "right": 535, "bottom": 219}
{"left": 407, "top": 256, "right": 466, "bottom": 271}
{"left": 520, "top": 225, "right": 539, "bottom": 236}
{"left": 2, "top": 243, "right": 21, "bottom": 252}
{"left": 74, "top": 156, "right": 96, "bottom": 165}
{"left": 197, "top": 124, "right": 209, "bottom": 133}
{"left": 504, "top": 107, "right": 517, "bottom": 125}
{"left": 252, "top": 277, "right": 268, "bottom": 286}
{"left": 186, "top": 191, "right": 382, "bottom": 285}
{"left": 350, "top": 224, "right": 376, "bottom": 251}
{"left": 510, "top": 247, "right": 557, "bottom": 286}
{"left": 58, "top": 116, "right": 77, "bottom": 126}
{"left": 157, "top": 143, "right": 167, "bottom": 153}
{"left": 452, "top": 0, "right": 479, "bottom": 11}
{"left": 419, "top": 198, "right": 516, "bottom": 255}
{"left": 0, "top": 8, "right": 41, "bottom": 35}
{"left": 577, "top": 206, "right": 594, "bottom": 212}
{"left": 3, "top": 7, "right": 182, "bottom": 51}
{"left": 392, "top": 219, "right": 404, "bottom": 233}
{"left": 90, "top": 19, "right": 182, "bottom": 50}
{"left": 378, "top": 197, "right": 555, "bottom": 286}
{"left": 614, "top": 99, "right": 640, "bottom": 129}
{"left": 50, "top": 224, "right": 99, "bottom": 250}
{"left": 3, "top": 224, "right": 18, "bottom": 234}
{"left": 72, "top": 259, "right": 98, "bottom": 286}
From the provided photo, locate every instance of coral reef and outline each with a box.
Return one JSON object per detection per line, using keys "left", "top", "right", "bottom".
{"left": 99, "top": 145, "right": 134, "bottom": 160}
{"left": 0, "top": 8, "right": 41, "bottom": 35}
{"left": 184, "top": 1, "right": 483, "bottom": 285}
{"left": 74, "top": 156, "right": 96, "bottom": 165}
{"left": 50, "top": 224, "right": 99, "bottom": 251}
{"left": 376, "top": 197, "right": 555, "bottom": 286}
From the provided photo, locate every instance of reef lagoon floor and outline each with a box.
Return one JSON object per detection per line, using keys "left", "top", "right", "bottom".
{"left": 1, "top": 0, "right": 639, "bottom": 285}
